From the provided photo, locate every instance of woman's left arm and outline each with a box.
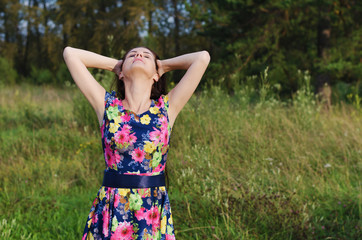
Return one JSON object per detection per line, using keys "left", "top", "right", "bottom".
{"left": 159, "top": 50, "right": 210, "bottom": 126}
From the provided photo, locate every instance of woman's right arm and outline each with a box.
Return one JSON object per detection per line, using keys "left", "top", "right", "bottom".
{"left": 63, "top": 47, "right": 118, "bottom": 125}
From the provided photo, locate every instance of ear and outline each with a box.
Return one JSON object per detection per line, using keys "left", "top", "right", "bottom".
{"left": 119, "top": 72, "right": 124, "bottom": 80}
{"left": 152, "top": 73, "right": 159, "bottom": 82}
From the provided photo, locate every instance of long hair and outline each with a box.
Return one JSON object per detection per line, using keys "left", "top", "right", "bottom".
{"left": 111, "top": 47, "right": 167, "bottom": 100}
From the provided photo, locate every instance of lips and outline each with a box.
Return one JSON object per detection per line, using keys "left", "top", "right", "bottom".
{"left": 133, "top": 58, "right": 144, "bottom": 63}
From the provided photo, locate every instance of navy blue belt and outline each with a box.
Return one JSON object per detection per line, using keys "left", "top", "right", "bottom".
{"left": 102, "top": 169, "right": 165, "bottom": 188}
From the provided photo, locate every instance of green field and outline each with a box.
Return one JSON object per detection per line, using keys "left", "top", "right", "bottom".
{"left": 0, "top": 83, "right": 361, "bottom": 239}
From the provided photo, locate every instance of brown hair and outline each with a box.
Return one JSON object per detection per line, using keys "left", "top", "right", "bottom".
{"left": 111, "top": 47, "right": 167, "bottom": 100}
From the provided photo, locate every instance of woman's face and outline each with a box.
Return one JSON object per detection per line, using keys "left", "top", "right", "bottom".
{"left": 121, "top": 47, "right": 158, "bottom": 80}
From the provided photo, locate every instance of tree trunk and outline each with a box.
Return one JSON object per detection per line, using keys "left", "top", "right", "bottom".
{"left": 41, "top": 0, "right": 49, "bottom": 66}
{"left": 317, "top": 17, "right": 330, "bottom": 59}
{"left": 23, "top": 0, "right": 33, "bottom": 76}
{"left": 3, "top": 10, "right": 9, "bottom": 43}
{"left": 316, "top": 5, "right": 332, "bottom": 109}
{"left": 171, "top": 0, "right": 180, "bottom": 55}
{"left": 33, "top": 0, "right": 43, "bottom": 67}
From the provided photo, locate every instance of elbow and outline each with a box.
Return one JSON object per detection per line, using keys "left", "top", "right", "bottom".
{"left": 63, "top": 46, "right": 73, "bottom": 60}
{"left": 200, "top": 50, "right": 210, "bottom": 65}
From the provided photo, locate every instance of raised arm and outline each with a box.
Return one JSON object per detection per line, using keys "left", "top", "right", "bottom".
{"left": 159, "top": 50, "right": 210, "bottom": 126}
{"left": 63, "top": 47, "right": 118, "bottom": 125}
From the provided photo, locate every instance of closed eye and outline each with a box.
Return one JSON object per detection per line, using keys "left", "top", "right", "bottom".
{"left": 127, "top": 51, "right": 153, "bottom": 59}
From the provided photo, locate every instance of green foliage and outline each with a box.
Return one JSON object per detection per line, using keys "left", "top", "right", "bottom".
{"left": 198, "top": 0, "right": 362, "bottom": 98}
{"left": 0, "top": 57, "right": 17, "bottom": 85}
{"left": 94, "top": 69, "right": 116, "bottom": 92}
{"left": 29, "top": 66, "right": 54, "bottom": 85}
{"left": 56, "top": 63, "right": 73, "bottom": 85}
{"left": 332, "top": 81, "right": 362, "bottom": 110}
{"left": 72, "top": 92, "right": 100, "bottom": 131}
{"left": 0, "top": 0, "right": 361, "bottom": 99}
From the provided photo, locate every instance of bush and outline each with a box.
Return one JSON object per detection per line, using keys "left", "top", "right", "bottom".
{"left": 30, "top": 66, "right": 54, "bottom": 85}
{"left": 0, "top": 57, "right": 17, "bottom": 85}
{"left": 56, "top": 63, "right": 73, "bottom": 86}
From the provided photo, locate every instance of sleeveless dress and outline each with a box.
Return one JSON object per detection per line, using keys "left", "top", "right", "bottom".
{"left": 82, "top": 91, "right": 176, "bottom": 240}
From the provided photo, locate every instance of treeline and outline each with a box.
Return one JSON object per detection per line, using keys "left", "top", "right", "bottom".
{"left": 0, "top": 0, "right": 361, "bottom": 100}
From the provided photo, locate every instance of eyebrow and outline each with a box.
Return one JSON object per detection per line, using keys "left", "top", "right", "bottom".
{"left": 129, "top": 50, "right": 152, "bottom": 55}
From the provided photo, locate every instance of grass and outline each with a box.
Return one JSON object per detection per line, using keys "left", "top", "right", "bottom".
{"left": 0, "top": 83, "right": 361, "bottom": 239}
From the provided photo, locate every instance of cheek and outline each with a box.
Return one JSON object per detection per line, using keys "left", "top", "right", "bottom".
{"left": 150, "top": 61, "right": 157, "bottom": 71}
{"left": 122, "top": 60, "right": 132, "bottom": 71}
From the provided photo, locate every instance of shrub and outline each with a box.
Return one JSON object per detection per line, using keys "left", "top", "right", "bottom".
{"left": 30, "top": 66, "right": 53, "bottom": 85}
{"left": 56, "top": 63, "right": 73, "bottom": 86}
{"left": 0, "top": 57, "right": 17, "bottom": 85}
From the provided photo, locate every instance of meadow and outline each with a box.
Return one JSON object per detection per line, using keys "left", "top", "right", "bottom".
{"left": 0, "top": 80, "right": 360, "bottom": 239}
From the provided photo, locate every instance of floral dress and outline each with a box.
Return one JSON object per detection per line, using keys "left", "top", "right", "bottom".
{"left": 82, "top": 91, "right": 175, "bottom": 240}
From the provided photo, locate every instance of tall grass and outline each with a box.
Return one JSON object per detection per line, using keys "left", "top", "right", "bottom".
{"left": 0, "top": 81, "right": 360, "bottom": 239}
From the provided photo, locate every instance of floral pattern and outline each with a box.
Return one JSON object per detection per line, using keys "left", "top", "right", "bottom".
{"left": 82, "top": 91, "right": 175, "bottom": 240}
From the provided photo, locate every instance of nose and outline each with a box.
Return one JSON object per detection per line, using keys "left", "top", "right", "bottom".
{"left": 135, "top": 52, "right": 143, "bottom": 57}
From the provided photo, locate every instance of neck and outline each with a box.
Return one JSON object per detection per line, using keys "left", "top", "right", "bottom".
{"left": 122, "top": 76, "right": 153, "bottom": 114}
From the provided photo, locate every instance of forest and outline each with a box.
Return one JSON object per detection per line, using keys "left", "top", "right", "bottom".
{"left": 1, "top": 0, "right": 361, "bottom": 102}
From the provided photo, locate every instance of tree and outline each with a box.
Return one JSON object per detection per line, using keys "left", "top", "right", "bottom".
{"left": 0, "top": 0, "right": 21, "bottom": 71}
{"left": 198, "top": 0, "right": 362, "bottom": 97}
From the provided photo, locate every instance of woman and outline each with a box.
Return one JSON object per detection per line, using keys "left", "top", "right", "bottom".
{"left": 63, "top": 46, "right": 210, "bottom": 239}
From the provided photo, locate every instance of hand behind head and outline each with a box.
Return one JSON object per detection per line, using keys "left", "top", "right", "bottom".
{"left": 112, "top": 60, "right": 123, "bottom": 79}
{"left": 157, "top": 60, "right": 165, "bottom": 78}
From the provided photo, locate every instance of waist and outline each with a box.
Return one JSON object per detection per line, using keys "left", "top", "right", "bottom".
{"left": 102, "top": 169, "right": 165, "bottom": 188}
